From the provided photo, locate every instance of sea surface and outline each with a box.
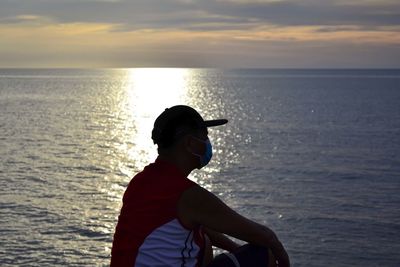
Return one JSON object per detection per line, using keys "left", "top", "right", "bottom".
{"left": 1, "top": 68, "right": 399, "bottom": 267}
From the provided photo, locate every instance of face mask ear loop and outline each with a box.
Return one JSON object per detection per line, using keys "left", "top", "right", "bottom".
{"left": 189, "top": 136, "right": 209, "bottom": 168}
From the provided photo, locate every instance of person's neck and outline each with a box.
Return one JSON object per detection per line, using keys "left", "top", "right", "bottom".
{"left": 158, "top": 153, "right": 194, "bottom": 177}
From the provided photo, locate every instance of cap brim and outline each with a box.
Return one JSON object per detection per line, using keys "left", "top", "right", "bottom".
{"left": 204, "top": 119, "right": 228, "bottom": 127}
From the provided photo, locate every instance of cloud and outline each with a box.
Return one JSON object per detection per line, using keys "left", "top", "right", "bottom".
{"left": 1, "top": 17, "right": 399, "bottom": 66}
{"left": 0, "top": 0, "right": 399, "bottom": 67}
{"left": 0, "top": 0, "right": 195, "bottom": 29}
{"left": 1, "top": 0, "right": 400, "bottom": 31}
{"left": 197, "top": 0, "right": 400, "bottom": 28}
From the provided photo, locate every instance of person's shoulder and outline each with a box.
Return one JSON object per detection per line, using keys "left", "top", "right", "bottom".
{"left": 180, "top": 184, "right": 222, "bottom": 210}
{"left": 178, "top": 183, "right": 243, "bottom": 233}
{"left": 182, "top": 183, "right": 209, "bottom": 196}
{"left": 129, "top": 161, "right": 161, "bottom": 184}
{"left": 178, "top": 184, "right": 217, "bottom": 228}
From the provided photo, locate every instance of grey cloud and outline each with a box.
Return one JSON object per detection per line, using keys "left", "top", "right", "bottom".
{"left": 1, "top": 0, "right": 400, "bottom": 31}
{"left": 0, "top": 0, "right": 194, "bottom": 25}
{"left": 196, "top": 0, "right": 400, "bottom": 27}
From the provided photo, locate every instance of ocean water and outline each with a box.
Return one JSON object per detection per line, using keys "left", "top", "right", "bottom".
{"left": 0, "top": 68, "right": 399, "bottom": 267}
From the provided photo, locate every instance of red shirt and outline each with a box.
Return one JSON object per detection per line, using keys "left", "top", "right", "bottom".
{"left": 111, "top": 158, "right": 205, "bottom": 267}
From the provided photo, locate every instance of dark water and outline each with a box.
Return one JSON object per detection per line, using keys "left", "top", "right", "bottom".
{"left": 1, "top": 68, "right": 399, "bottom": 266}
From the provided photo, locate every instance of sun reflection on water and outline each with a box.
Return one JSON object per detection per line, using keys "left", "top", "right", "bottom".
{"left": 123, "top": 68, "right": 191, "bottom": 171}
{"left": 99, "top": 68, "right": 195, "bottom": 217}
{"left": 100, "top": 68, "right": 232, "bottom": 206}
{"left": 102, "top": 68, "right": 231, "bottom": 213}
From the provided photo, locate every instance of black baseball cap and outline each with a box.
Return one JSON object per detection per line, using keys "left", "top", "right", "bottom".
{"left": 151, "top": 105, "right": 228, "bottom": 148}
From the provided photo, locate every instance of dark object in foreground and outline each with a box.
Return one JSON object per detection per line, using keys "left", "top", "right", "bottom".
{"left": 208, "top": 244, "right": 271, "bottom": 267}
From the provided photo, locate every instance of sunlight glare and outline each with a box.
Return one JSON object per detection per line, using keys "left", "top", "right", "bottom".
{"left": 124, "top": 68, "right": 192, "bottom": 170}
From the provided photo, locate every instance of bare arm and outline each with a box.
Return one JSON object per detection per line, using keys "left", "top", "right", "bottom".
{"left": 204, "top": 227, "right": 240, "bottom": 252}
{"left": 178, "top": 186, "right": 290, "bottom": 267}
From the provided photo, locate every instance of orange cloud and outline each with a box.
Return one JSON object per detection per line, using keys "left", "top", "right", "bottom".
{"left": 233, "top": 25, "right": 400, "bottom": 44}
{"left": 1, "top": 18, "right": 399, "bottom": 67}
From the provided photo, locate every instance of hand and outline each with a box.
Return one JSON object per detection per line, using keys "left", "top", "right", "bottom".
{"left": 271, "top": 241, "right": 290, "bottom": 267}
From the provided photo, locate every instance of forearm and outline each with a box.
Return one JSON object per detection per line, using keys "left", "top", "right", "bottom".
{"left": 204, "top": 227, "right": 240, "bottom": 252}
{"left": 207, "top": 223, "right": 289, "bottom": 267}
{"left": 253, "top": 223, "right": 290, "bottom": 267}
{"left": 227, "top": 220, "right": 289, "bottom": 267}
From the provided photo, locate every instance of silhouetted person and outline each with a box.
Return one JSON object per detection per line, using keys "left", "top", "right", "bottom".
{"left": 111, "top": 105, "right": 290, "bottom": 267}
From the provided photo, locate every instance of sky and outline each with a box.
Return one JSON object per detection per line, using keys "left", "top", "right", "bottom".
{"left": 1, "top": 0, "right": 400, "bottom": 68}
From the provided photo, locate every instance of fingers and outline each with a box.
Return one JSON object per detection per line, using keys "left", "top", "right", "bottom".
{"left": 268, "top": 248, "right": 277, "bottom": 267}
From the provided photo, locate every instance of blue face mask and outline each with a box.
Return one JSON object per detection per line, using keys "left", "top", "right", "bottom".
{"left": 191, "top": 137, "right": 213, "bottom": 168}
